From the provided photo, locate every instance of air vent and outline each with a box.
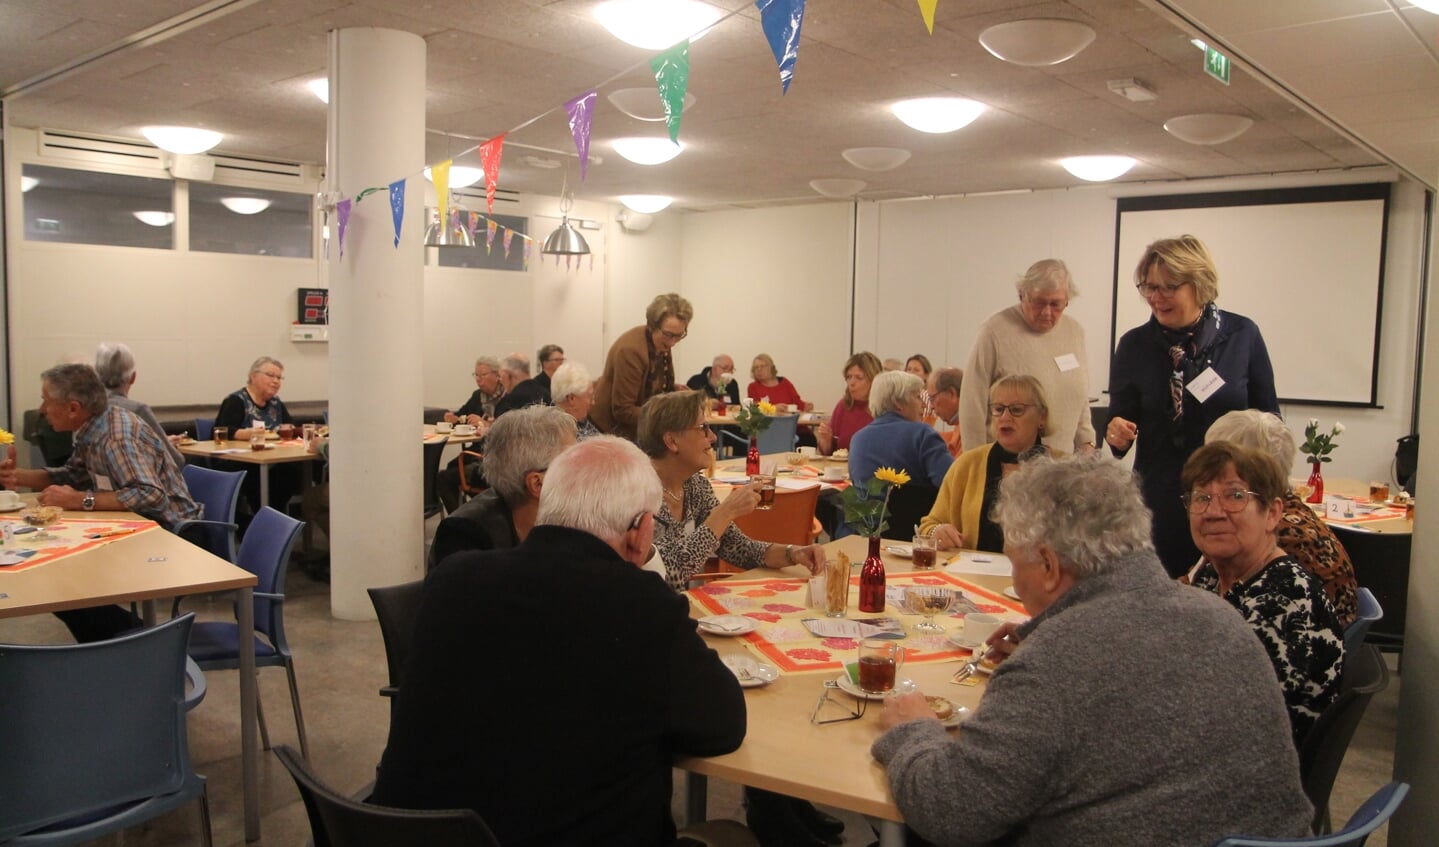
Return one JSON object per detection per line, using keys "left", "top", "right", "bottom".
{"left": 38, "top": 129, "right": 164, "bottom": 167}
{"left": 38, "top": 128, "right": 316, "bottom": 188}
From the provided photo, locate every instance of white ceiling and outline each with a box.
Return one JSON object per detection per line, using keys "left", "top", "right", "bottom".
{"left": 1, "top": 0, "right": 1433, "bottom": 211}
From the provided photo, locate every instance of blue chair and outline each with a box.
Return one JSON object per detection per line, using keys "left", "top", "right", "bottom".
{"left": 187, "top": 506, "right": 310, "bottom": 759}
{"left": 193, "top": 417, "right": 215, "bottom": 441}
{"left": 1344, "top": 587, "right": 1383, "bottom": 655}
{"left": 1210, "top": 781, "right": 1407, "bottom": 846}
{"left": 0, "top": 614, "right": 214, "bottom": 847}
{"left": 175, "top": 464, "right": 246, "bottom": 564}
{"left": 1299, "top": 644, "right": 1390, "bottom": 834}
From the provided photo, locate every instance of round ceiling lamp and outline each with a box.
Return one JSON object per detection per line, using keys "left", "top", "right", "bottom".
{"left": 21, "top": 176, "right": 38, "bottom": 193}
{"left": 809, "top": 179, "right": 867, "bottom": 198}
{"left": 841, "top": 147, "right": 912, "bottom": 171}
{"left": 1060, "top": 155, "right": 1137, "bottom": 182}
{"left": 424, "top": 165, "right": 485, "bottom": 188}
{"left": 619, "top": 194, "right": 674, "bottom": 213}
{"left": 1410, "top": 0, "right": 1439, "bottom": 12}
{"left": 133, "top": 211, "right": 176, "bottom": 226}
{"left": 608, "top": 87, "right": 697, "bottom": 122}
{"left": 978, "top": 19, "right": 1097, "bottom": 66}
{"left": 141, "top": 126, "right": 222, "bottom": 155}
{"left": 220, "top": 197, "right": 272, "bottom": 215}
{"left": 308, "top": 79, "right": 329, "bottom": 103}
{"left": 1163, "top": 113, "right": 1255, "bottom": 146}
{"left": 891, "top": 97, "right": 986, "bottom": 134}
{"left": 611, "top": 137, "right": 685, "bottom": 165}
{"left": 594, "top": 0, "right": 723, "bottom": 50}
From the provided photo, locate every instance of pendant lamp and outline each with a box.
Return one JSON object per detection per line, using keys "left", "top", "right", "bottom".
{"left": 423, "top": 205, "right": 475, "bottom": 248}
{"left": 542, "top": 178, "right": 590, "bottom": 256}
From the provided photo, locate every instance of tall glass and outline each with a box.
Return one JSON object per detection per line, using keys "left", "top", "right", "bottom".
{"left": 824, "top": 555, "right": 851, "bottom": 617}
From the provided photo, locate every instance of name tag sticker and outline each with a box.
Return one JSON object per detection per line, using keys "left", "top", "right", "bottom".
{"left": 1054, "top": 353, "right": 1080, "bottom": 373}
{"left": 1186, "top": 367, "right": 1225, "bottom": 403}
{"left": 93, "top": 474, "right": 114, "bottom": 491}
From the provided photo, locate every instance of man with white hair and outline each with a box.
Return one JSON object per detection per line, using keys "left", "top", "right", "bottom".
{"left": 374, "top": 436, "right": 745, "bottom": 846}
{"left": 493, "top": 352, "right": 551, "bottom": 416}
{"left": 94, "top": 341, "right": 185, "bottom": 468}
{"left": 685, "top": 354, "right": 740, "bottom": 406}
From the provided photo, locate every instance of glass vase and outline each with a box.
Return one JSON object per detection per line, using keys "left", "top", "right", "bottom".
{"left": 859, "top": 536, "right": 886, "bottom": 613}
{"left": 1306, "top": 460, "right": 1324, "bottom": 504}
{"left": 746, "top": 436, "right": 760, "bottom": 476}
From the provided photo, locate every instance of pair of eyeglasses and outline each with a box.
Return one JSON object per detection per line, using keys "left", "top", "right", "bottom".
{"left": 628, "top": 511, "right": 649, "bottom": 531}
{"left": 473, "top": 370, "right": 494, "bottom": 380}
{"left": 810, "top": 679, "right": 867, "bottom": 724}
{"left": 259, "top": 371, "right": 284, "bottom": 381}
{"left": 685, "top": 424, "right": 713, "bottom": 436}
{"left": 659, "top": 328, "right": 688, "bottom": 342}
{"left": 1135, "top": 281, "right": 1188, "bottom": 299}
{"left": 989, "top": 403, "right": 1031, "bottom": 418}
{"left": 1181, "top": 489, "right": 1262, "bottom": 514}
{"left": 1025, "top": 295, "right": 1069, "bottom": 312}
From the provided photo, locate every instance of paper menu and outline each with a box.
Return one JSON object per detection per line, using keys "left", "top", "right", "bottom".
{"left": 801, "top": 617, "right": 905, "bottom": 639}
{"left": 945, "top": 551, "right": 1013, "bottom": 577}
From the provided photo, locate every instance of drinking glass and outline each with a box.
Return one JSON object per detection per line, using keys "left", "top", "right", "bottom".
{"left": 823, "top": 555, "right": 851, "bottom": 617}
{"left": 213, "top": 426, "right": 229, "bottom": 444}
{"left": 857, "top": 639, "right": 904, "bottom": 694}
{"left": 753, "top": 473, "right": 777, "bottom": 510}
{"left": 911, "top": 533, "right": 937, "bottom": 569}
{"left": 904, "top": 586, "right": 954, "bottom": 633}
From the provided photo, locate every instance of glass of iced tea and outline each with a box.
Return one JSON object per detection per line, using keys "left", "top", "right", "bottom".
{"left": 753, "top": 473, "right": 777, "bottom": 510}
{"left": 1369, "top": 481, "right": 1390, "bottom": 503}
{"left": 277, "top": 423, "right": 297, "bottom": 441}
{"left": 911, "top": 533, "right": 937, "bottom": 569}
{"left": 250, "top": 430, "right": 267, "bottom": 451}
{"left": 857, "top": 639, "right": 904, "bottom": 694}
{"left": 213, "top": 426, "right": 228, "bottom": 444}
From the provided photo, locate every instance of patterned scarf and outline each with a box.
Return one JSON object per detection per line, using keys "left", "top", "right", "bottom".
{"left": 1158, "top": 303, "right": 1220, "bottom": 446}
{"left": 642, "top": 330, "right": 676, "bottom": 403}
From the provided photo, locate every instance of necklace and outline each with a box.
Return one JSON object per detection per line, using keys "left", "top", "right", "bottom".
{"left": 664, "top": 487, "right": 684, "bottom": 504}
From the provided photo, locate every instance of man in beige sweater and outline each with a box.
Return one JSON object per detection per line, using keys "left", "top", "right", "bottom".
{"left": 958, "top": 259, "right": 1096, "bottom": 453}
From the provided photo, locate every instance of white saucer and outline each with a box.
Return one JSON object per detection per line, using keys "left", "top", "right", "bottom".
{"left": 698, "top": 615, "right": 756, "bottom": 636}
{"left": 834, "top": 673, "right": 917, "bottom": 701}
{"left": 1003, "top": 586, "right": 1020, "bottom": 601}
{"left": 929, "top": 697, "right": 972, "bottom": 729}
{"left": 885, "top": 545, "right": 913, "bottom": 559}
{"left": 0, "top": 504, "right": 23, "bottom": 513}
{"left": 722, "top": 655, "right": 779, "bottom": 687}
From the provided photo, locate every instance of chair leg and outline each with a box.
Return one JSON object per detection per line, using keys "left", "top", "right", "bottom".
{"left": 285, "top": 659, "right": 310, "bottom": 760}
{"left": 197, "top": 781, "right": 215, "bottom": 847}
{"left": 255, "top": 673, "right": 272, "bottom": 751}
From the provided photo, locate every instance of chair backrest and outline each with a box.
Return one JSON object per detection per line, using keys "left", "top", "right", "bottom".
{"left": 422, "top": 441, "right": 446, "bottom": 518}
{"left": 1344, "top": 587, "right": 1383, "bottom": 655}
{"left": 1333, "top": 527, "right": 1410, "bottom": 646}
{"left": 193, "top": 417, "right": 216, "bottom": 441}
{"left": 0, "top": 614, "right": 197, "bottom": 841}
{"left": 367, "top": 580, "right": 426, "bottom": 694}
{"left": 1298, "top": 644, "right": 1390, "bottom": 832}
{"left": 733, "top": 484, "right": 821, "bottom": 546}
{"left": 179, "top": 465, "right": 248, "bottom": 562}
{"left": 881, "top": 483, "right": 940, "bottom": 541}
{"left": 755, "top": 414, "right": 799, "bottom": 455}
{"left": 273, "top": 745, "right": 501, "bottom": 847}
{"left": 1209, "top": 781, "right": 1408, "bottom": 846}
{"left": 238, "top": 506, "right": 305, "bottom": 639}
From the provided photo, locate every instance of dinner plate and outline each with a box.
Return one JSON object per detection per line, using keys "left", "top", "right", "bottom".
{"left": 885, "top": 545, "right": 913, "bottom": 559}
{"left": 722, "top": 655, "right": 779, "bottom": 688}
{"left": 834, "top": 673, "right": 917, "bottom": 701}
{"left": 945, "top": 633, "right": 995, "bottom": 674}
{"left": 177, "top": 438, "right": 197, "bottom": 446}
{"left": 698, "top": 615, "right": 756, "bottom": 636}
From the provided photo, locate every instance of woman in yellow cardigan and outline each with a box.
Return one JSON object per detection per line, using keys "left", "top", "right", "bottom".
{"left": 920, "top": 374, "right": 1054, "bottom": 552}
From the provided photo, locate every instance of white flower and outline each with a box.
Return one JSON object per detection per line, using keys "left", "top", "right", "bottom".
{"left": 1308, "top": 417, "right": 1319, "bottom": 428}
{"left": 1334, "top": 422, "right": 1345, "bottom": 434}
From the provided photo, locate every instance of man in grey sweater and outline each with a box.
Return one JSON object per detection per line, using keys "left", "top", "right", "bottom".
{"left": 872, "top": 455, "right": 1312, "bottom": 846}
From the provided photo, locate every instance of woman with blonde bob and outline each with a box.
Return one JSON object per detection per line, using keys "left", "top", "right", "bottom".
{"left": 816, "top": 351, "right": 881, "bottom": 456}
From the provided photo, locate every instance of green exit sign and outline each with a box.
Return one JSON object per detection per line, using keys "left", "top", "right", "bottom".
{"left": 1204, "top": 47, "right": 1231, "bottom": 85}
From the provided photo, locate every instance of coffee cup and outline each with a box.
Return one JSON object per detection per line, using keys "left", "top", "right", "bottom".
{"left": 823, "top": 466, "right": 845, "bottom": 482}
{"left": 453, "top": 424, "right": 476, "bottom": 436}
{"left": 435, "top": 421, "right": 453, "bottom": 433}
{"left": 960, "top": 612, "right": 1002, "bottom": 649}
{"left": 0, "top": 490, "right": 21, "bottom": 510}
{"left": 797, "top": 446, "right": 817, "bottom": 458}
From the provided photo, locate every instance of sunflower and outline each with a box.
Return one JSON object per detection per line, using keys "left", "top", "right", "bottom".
{"left": 874, "top": 466, "right": 910, "bottom": 487}
{"left": 0, "top": 428, "right": 14, "bottom": 445}
{"left": 756, "top": 400, "right": 777, "bottom": 416}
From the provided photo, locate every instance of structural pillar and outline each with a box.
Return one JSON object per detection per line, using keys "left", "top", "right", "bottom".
{"left": 326, "top": 28, "right": 426, "bottom": 619}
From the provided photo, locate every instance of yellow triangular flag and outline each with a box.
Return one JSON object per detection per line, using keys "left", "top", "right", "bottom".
{"left": 433, "top": 159, "right": 452, "bottom": 230}
{"left": 917, "top": 0, "right": 938, "bottom": 34}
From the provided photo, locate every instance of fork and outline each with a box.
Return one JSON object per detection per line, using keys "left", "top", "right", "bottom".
{"left": 951, "top": 648, "right": 988, "bottom": 683}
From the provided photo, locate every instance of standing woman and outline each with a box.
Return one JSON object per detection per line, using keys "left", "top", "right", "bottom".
{"left": 1106, "top": 235, "right": 1278, "bottom": 576}
{"left": 816, "top": 351, "right": 881, "bottom": 456}
{"left": 592, "top": 293, "right": 693, "bottom": 440}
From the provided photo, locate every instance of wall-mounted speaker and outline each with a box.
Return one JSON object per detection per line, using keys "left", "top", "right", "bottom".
{"left": 616, "top": 209, "right": 654, "bottom": 232}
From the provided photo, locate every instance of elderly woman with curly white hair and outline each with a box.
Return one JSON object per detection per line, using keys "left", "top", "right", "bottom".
{"left": 549, "top": 362, "right": 600, "bottom": 439}
{"left": 872, "top": 455, "right": 1312, "bottom": 846}
{"left": 846, "top": 370, "right": 952, "bottom": 488}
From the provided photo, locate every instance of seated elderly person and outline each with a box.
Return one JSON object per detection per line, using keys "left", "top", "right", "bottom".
{"left": 373, "top": 436, "right": 745, "bottom": 846}
{"left": 1183, "top": 441, "right": 1344, "bottom": 744}
{"left": 214, "top": 355, "right": 300, "bottom": 517}
{"left": 848, "top": 370, "right": 952, "bottom": 488}
{"left": 1204, "top": 410, "right": 1358, "bottom": 628}
{"left": 493, "top": 352, "right": 551, "bottom": 416}
{"left": 639, "top": 391, "right": 825, "bottom": 591}
{"left": 686, "top": 354, "right": 741, "bottom": 405}
{"left": 927, "top": 367, "right": 963, "bottom": 457}
{"left": 873, "top": 455, "right": 1313, "bottom": 845}
{"left": 920, "top": 375, "right": 1053, "bottom": 553}
{"left": 428, "top": 406, "right": 577, "bottom": 569}
{"left": 94, "top": 341, "right": 184, "bottom": 468}
{"left": 550, "top": 362, "right": 600, "bottom": 439}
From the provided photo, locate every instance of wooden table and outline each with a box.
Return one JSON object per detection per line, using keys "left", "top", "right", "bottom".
{"left": 677, "top": 534, "right": 1013, "bottom": 846}
{"left": 706, "top": 410, "right": 823, "bottom": 427}
{"left": 0, "top": 500, "right": 265, "bottom": 841}
{"left": 1311, "top": 477, "right": 1413, "bottom": 535}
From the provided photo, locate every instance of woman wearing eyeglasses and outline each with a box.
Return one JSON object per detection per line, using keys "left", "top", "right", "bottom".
{"left": 920, "top": 375, "right": 1053, "bottom": 553}
{"left": 1182, "top": 442, "right": 1343, "bottom": 745}
{"left": 1106, "top": 235, "right": 1278, "bottom": 577}
{"left": 592, "top": 293, "right": 693, "bottom": 440}
{"left": 214, "top": 355, "right": 301, "bottom": 519}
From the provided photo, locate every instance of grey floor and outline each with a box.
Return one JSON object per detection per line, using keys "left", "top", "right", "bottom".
{"left": 0, "top": 542, "right": 1400, "bottom": 847}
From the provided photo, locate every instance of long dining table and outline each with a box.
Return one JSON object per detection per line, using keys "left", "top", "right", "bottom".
{"left": 0, "top": 496, "right": 265, "bottom": 840}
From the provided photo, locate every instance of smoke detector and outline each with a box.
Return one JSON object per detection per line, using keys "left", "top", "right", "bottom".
{"left": 1106, "top": 78, "right": 1157, "bottom": 103}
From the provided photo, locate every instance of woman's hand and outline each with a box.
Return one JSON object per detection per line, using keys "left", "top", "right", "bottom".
{"left": 881, "top": 691, "right": 938, "bottom": 729}
{"left": 930, "top": 524, "right": 965, "bottom": 551}
{"left": 1106, "top": 416, "right": 1138, "bottom": 450}
{"left": 787, "top": 544, "right": 826, "bottom": 575}
{"left": 709, "top": 482, "right": 761, "bottom": 533}
{"left": 816, "top": 421, "right": 834, "bottom": 454}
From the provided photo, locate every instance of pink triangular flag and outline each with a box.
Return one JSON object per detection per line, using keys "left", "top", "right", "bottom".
{"left": 336, "top": 199, "right": 352, "bottom": 258}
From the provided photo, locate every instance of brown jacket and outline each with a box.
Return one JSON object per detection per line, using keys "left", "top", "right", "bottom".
{"left": 592, "top": 325, "right": 672, "bottom": 439}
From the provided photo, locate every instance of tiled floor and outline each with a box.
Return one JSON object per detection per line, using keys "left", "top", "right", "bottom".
{"left": 0, "top": 553, "right": 1400, "bottom": 847}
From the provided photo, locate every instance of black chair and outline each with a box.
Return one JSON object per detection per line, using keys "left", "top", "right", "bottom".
{"left": 422, "top": 441, "right": 446, "bottom": 519}
{"left": 273, "top": 745, "right": 501, "bottom": 847}
{"left": 881, "top": 483, "right": 940, "bottom": 541}
{"left": 366, "top": 580, "right": 426, "bottom": 704}
{"left": 1298, "top": 644, "right": 1390, "bottom": 834}
{"left": 1332, "top": 526, "right": 1409, "bottom": 652}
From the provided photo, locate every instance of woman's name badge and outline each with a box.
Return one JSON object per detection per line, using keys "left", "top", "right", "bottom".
{"left": 1186, "top": 367, "right": 1225, "bottom": 403}
{"left": 1053, "top": 353, "right": 1080, "bottom": 372}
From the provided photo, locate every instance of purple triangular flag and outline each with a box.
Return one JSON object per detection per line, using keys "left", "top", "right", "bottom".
{"left": 388, "top": 179, "right": 406, "bottom": 248}
{"left": 565, "top": 90, "right": 599, "bottom": 180}
{"left": 336, "top": 199, "right": 352, "bottom": 258}
{"left": 756, "top": 0, "right": 806, "bottom": 94}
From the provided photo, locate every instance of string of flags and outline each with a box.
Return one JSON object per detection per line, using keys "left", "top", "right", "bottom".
{"left": 324, "top": 0, "right": 940, "bottom": 264}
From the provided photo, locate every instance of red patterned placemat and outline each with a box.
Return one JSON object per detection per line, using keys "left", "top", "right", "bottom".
{"left": 0, "top": 518, "right": 160, "bottom": 573}
{"left": 688, "top": 571, "right": 1027, "bottom": 675}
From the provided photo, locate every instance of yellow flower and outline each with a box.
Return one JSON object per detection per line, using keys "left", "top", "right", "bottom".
{"left": 874, "top": 466, "right": 910, "bottom": 487}
{"left": 757, "top": 400, "right": 777, "bottom": 416}
{"left": 0, "top": 428, "right": 14, "bottom": 445}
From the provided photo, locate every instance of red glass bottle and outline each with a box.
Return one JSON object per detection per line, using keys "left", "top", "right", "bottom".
{"left": 1306, "top": 460, "right": 1324, "bottom": 504}
{"left": 746, "top": 436, "right": 760, "bottom": 476}
{"left": 715, "top": 394, "right": 727, "bottom": 416}
{"left": 859, "top": 536, "right": 886, "bottom": 613}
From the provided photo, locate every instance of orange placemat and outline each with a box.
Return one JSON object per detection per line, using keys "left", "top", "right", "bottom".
{"left": 688, "top": 571, "right": 1027, "bottom": 675}
{"left": 0, "top": 518, "right": 160, "bottom": 573}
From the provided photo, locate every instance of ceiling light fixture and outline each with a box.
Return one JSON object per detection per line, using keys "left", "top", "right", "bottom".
{"left": 141, "top": 126, "right": 222, "bottom": 155}
{"left": 423, "top": 205, "right": 476, "bottom": 249}
{"left": 308, "top": 79, "right": 329, "bottom": 103}
{"left": 542, "top": 176, "right": 591, "bottom": 256}
{"left": 594, "top": 0, "right": 723, "bottom": 50}
{"left": 1163, "top": 113, "right": 1254, "bottom": 145}
{"left": 612, "top": 137, "right": 685, "bottom": 165}
{"left": 841, "top": 147, "right": 912, "bottom": 171}
{"left": 21, "top": 176, "right": 38, "bottom": 193}
{"left": 891, "top": 98, "right": 986, "bottom": 134}
{"left": 1410, "top": 0, "right": 1439, "bottom": 13}
{"left": 220, "top": 197, "right": 272, "bottom": 215}
{"left": 133, "top": 211, "right": 176, "bottom": 226}
{"left": 978, "top": 19, "right": 1096, "bottom": 66}
{"left": 424, "top": 165, "right": 485, "bottom": 188}
{"left": 608, "top": 87, "right": 697, "bottom": 121}
{"left": 809, "top": 179, "right": 867, "bottom": 198}
{"left": 619, "top": 194, "right": 673, "bottom": 213}
{"left": 1060, "top": 156, "right": 1137, "bottom": 182}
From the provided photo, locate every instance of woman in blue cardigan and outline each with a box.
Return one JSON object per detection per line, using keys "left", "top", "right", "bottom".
{"left": 1105, "top": 235, "right": 1279, "bottom": 576}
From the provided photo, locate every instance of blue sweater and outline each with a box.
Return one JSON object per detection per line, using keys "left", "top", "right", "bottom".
{"left": 848, "top": 411, "right": 954, "bottom": 488}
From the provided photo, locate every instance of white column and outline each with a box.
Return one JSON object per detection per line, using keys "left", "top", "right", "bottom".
{"left": 326, "top": 28, "right": 426, "bottom": 619}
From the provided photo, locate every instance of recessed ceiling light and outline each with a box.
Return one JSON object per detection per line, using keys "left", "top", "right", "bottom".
{"left": 594, "top": 0, "right": 723, "bottom": 50}
{"left": 809, "top": 179, "right": 867, "bottom": 198}
{"left": 1060, "top": 155, "right": 1137, "bottom": 181}
{"left": 133, "top": 211, "right": 176, "bottom": 226}
{"left": 841, "top": 147, "right": 912, "bottom": 171}
{"left": 607, "top": 87, "right": 697, "bottom": 121}
{"left": 308, "top": 79, "right": 329, "bottom": 103}
{"left": 612, "top": 137, "right": 685, "bottom": 165}
{"left": 141, "top": 126, "right": 222, "bottom": 155}
{"left": 1163, "top": 114, "right": 1254, "bottom": 145}
{"left": 21, "top": 176, "right": 38, "bottom": 193}
{"left": 424, "top": 166, "right": 485, "bottom": 188}
{"left": 978, "top": 19, "right": 1096, "bottom": 66}
{"left": 1410, "top": 0, "right": 1439, "bottom": 13}
{"left": 619, "top": 194, "right": 673, "bottom": 213}
{"left": 220, "top": 197, "right": 272, "bottom": 215}
{"left": 891, "top": 98, "right": 986, "bottom": 134}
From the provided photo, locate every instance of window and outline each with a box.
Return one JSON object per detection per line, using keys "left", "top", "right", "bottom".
{"left": 190, "top": 183, "right": 313, "bottom": 257}
{"left": 22, "top": 164, "right": 173, "bottom": 249}
{"left": 436, "top": 211, "right": 530, "bottom": 271}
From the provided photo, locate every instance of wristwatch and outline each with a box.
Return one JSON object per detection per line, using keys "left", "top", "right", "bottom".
{"left": 82, "top": 492, "right": 95, "bottom": 512}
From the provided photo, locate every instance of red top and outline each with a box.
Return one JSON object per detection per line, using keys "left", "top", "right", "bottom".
{"left": 826, "top": 399, "right": 873, "bottom": 454}
{"left": 747, "top": 377, "right": 804, "bottom": 408}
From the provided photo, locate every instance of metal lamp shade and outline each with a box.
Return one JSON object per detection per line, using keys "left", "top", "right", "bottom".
{"left": 423, "top": 206, "right": 475, "bottom": 248}
{"left": 541, "top": 216, "right": 590, "bottom": 255}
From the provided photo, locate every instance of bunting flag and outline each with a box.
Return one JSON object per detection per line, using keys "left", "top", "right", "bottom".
{"left": 565, "top": 90, "right": 599, "bottom": 180}
{"left": 433, "top": 159, "right": 452, "bottom": 226}
{"left": 467, "top": 210, "right": 479, "bottom": 241}
{"left": 916, "top": 0, "right": 938, "bottom": 34}
{"left": 651, "top": 42, "right": 691, "bottom": 144}
{"left": 388, "top": 179, "right": 406, "bottom": 248}
{"left": 756, "top": 0, "right": 806, "bottom": 94}
{"left": 503, "top": 229, "right": 514, "bottom": 259}
{"left": 479, "top": 134, "right": 505, "bottom": 215}
{"left": 486, "top": 219, "right": 497, "bottom": 254}
{"left": 523, "top": 239, "right": 532, "bottom": 269}
{"left": 336, "top": 199, "right": 352, "bottom": 258}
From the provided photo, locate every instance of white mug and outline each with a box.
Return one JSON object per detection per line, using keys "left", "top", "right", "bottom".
{"left": 0, "top": 490, "right": 21, "bottom": 509}
{"left": 960, "top": 612, "right": 1002, "bottom": 649}
{"left": 435, "top": 421, "right": 453, "bottom": 433}
{"left": 822, "top": 466, "right": 845, "bottom": 482}
{"left": 797, "top": 446, "right": 817, "bottom": 458}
